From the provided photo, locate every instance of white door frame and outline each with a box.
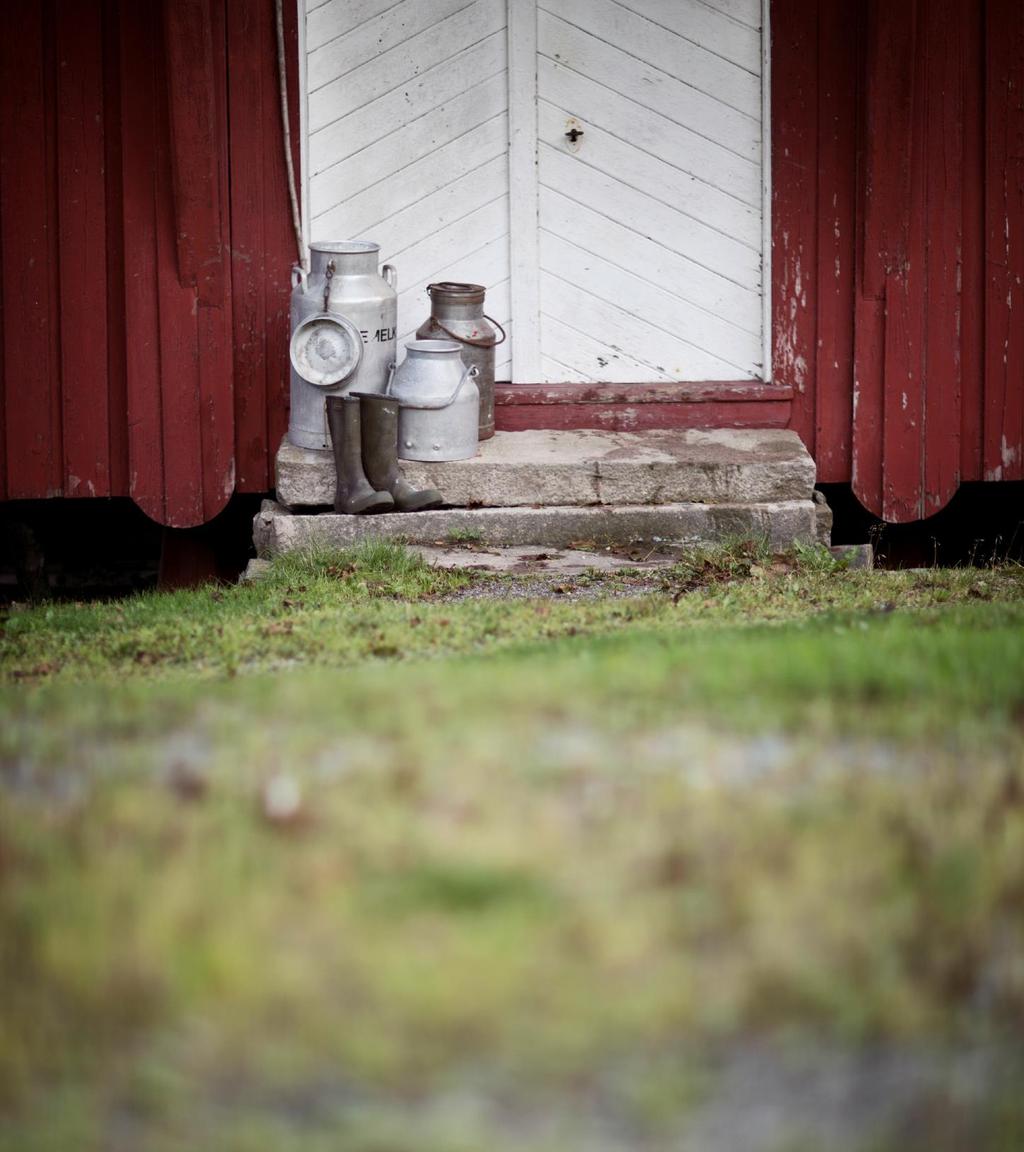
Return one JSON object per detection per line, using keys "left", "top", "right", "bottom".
{"left": 761, "top": 0, "right": 772, "bottom": 382}
{"left": 507, "top": 0, "right": 543, "bottom": 381}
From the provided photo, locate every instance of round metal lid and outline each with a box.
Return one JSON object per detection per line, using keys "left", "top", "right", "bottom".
{"left": 428, "top": 281, "right": 485, "bottom": 305}
{"left": 289, "top": 313, "right": 363, "bottom": 387}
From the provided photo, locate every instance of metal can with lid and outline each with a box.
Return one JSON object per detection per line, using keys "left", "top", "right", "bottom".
{"left": 288, "top": 241, "right": 397, "bottom": 450}
{"left": 415, "top": 282, "right": 504, "bottom": 440}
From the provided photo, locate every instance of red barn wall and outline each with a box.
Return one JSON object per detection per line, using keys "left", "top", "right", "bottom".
{"left": 0, "top": 0, "right": 298, "bottom": 528}
{"left": 773, "top": 0, "right": 1024, "bottom": 522}
{"left": 2, "top": 1, "right": 1022, "bottom": 528}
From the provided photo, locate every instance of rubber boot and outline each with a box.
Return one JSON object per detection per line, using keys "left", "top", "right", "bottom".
{"left": 353, "top": 393, "right": 444, "bottom": 512}
{"left": 325, "top": 395, "right": 394, "bottom": 514}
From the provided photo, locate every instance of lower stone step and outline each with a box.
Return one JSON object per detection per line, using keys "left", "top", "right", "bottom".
{"left": 276, "top": 427, "right": 816, "bottom": 509}
{"left": 253, "top": 498, "right": 819, "bottom": 557}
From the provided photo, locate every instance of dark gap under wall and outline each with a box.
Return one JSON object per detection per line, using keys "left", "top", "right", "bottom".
{"left": 0, "top": 483, "right": 1021, "bottom": 600}
{"left": 0, "top": 494, "right": 267, "bottom": 601}
{"left": 821, "top": 482, "right": 1024, "bottom": 568}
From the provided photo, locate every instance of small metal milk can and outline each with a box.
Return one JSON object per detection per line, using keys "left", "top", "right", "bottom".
{"left": 415, "top": 282, "right": 504, "bottom": 440}
{"left": 387, "top": 340, "right": 480, "bottom": 461}
{"left": 288, "top": 241, "right": 397, "bottom": 450}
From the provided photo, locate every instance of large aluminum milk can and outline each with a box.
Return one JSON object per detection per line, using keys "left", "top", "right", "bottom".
{"left": 387, "top": 339, "right": 480, "bottom": 461}
{"left": 288, "top": 241, "right": 397, "bottom": 450}
{"left": 415, "top": 282, "right": 504, "bottom": 440}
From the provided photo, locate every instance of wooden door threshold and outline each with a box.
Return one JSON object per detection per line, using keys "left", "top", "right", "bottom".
{"left": 494, "top": 381, "right": 794, "bottom": 432}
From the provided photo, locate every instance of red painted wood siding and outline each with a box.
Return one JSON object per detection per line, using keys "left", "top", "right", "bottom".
{"left": 0, "top": 0, "right": 297, "bottom": 526}
{"left": 774, "top": 0, "right": 1024, "bottom": 522}
{"left": 0, "top": 5, "right": 63, "bottom": 501}
{"left": 3, "top": 1, "right": 1022, "bottom": 527}
{"left": 228, "top": 0, "right": 297, "bottom": 494}
{"left": 121, "top": 0, "right": 236, "bottom": 526}
{"left": 985, "top": 0, "right": 1024, "bottom": 485}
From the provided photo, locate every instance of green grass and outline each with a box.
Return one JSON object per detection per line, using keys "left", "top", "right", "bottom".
{"left": 1, "top": 541, "right": 1023, "bottom": 1149}
{"left": 2, "top": 538, "right": 1022, "bottom": 686}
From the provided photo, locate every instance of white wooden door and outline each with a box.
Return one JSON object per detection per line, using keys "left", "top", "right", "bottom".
{"left": 510, "top": 0, "right": 766, "bottom": 383}
{"left": 300, "top": 0, "right": 766, "bottom": 385}
{"left": 303, "top": 0, "right": 513, "bottom": 379}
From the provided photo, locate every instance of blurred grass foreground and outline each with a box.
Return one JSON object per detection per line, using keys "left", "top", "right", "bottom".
{"left": 2, "top": 541, "right": 1024, "bottom": 1151}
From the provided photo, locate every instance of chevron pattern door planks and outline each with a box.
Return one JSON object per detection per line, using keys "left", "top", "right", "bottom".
{"left": 305, "top": 0, "right": 512, "bottom": 378}
{"left": 303, "top": 0, "right": 764, "bottom": 385}
{"left": 531, "top": 0, "right": 765, "bottom": 382}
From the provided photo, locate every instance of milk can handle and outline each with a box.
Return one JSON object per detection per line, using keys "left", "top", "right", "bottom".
{"left": 291, "top": 264, "right": 307, "bottom": 290}
{"left": 322, "top": 259, "right": 335, "bottom": 310}
{"left": 384, "top": 361, "right": 396, "bottom": 397}
{"left": 440, "top": 363, "right": 478, "bottom": 408}
{"left": 427, "top": 315, "right": 507, "bottom": 348}
{"left": 383, "top": 263, "right": 397, "bottom": 291}
{"left": 405, "top": 363, "right": 479, "bottom": 410}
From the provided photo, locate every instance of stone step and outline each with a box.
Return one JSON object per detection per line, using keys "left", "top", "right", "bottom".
{"left": 275, "top": 427, "right": 816, "bottom": 509}
{"left": 253, "top": 498, "right": 820, "bottom": 557}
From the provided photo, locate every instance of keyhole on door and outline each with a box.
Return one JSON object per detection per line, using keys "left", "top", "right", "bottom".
{"left": 565, "top": 128, "right": 584, "bottom": 143}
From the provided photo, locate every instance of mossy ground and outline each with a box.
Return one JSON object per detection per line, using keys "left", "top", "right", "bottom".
{"left": 2, "top": 538, "right": 1022, "bottom": 686}
{"left": 2, "top": 542, "right": 1023, "bottom": 1150}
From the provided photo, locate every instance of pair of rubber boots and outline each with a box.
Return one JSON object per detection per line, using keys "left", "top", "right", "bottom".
{"left": 326, "top": 394, "right": 442, "bottom": 515}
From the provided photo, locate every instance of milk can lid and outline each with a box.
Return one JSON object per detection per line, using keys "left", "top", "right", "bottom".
{"left": 428, "top": 281, "right": 486, "bottom": 304}
{"left": 290, "top": 313, "right": 363, "bottom": 387}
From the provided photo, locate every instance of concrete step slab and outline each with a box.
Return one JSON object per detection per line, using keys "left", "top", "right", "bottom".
{"left": 276, "top": 427, "right": 816, "bottom": 509}
{"left": 253, "top": 498, "right": 819, "bottom": 557}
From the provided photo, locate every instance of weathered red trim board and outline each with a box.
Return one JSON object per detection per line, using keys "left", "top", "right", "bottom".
{"left": 495, "top": 382, "right": 793, "bottom": 433}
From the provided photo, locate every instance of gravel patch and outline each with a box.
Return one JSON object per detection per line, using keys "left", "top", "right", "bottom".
{"left": 415, "top": 544, "right": 680, "bottom": 601}
{"left": 440, "top": 569, "right": 671, "bottom": 602}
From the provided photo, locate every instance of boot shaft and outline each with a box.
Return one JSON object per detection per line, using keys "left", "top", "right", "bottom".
{"left": 353, "top": 392, "right": 443, "bottom": 512}
{"left": 325, "top": 395, "right": 353, "bottom": 454}
{"left": 355, "top": 394, "right": 402, "bottom": 491}
{"left": 326, "top": 395, "right": 393, "bottom": 515}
